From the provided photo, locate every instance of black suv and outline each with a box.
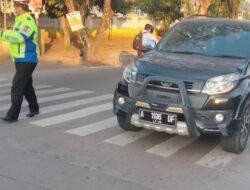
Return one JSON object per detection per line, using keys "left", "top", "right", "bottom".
{"left": 113, "top": 16, "right": 250, "bottom": 154}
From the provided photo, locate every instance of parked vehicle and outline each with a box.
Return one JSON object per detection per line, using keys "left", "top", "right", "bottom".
{"left": 113, "top": 15, "right": 250, "bottom": 154}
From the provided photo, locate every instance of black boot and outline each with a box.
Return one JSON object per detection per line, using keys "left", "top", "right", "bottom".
{"left": 2, "top": 116, "right": 18, "bottom": 123}
{"left": 26, "top": 111, "right": 39, "bottom": 118}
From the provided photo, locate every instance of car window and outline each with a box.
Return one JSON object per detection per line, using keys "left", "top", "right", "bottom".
{"left": 157, "top": 22, "right": 250, "bottom": 59}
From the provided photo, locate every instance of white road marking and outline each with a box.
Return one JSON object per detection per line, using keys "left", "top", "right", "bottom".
{"left": 0, "top": 90, "right": 93, "bottom": 111}
{"left": 30, "top": 102, "right": 112, "bottom": 127}
{"left": 65, "top": 117, "right": 117, "bottom": 137}
{"left": 19, "top": 94, "right": 112, "bottom": 119}
{"left": 146, "top": 136, "right": 196, "bottom": 157}
{"left": 0, "top": 83, "right": 52, "bottom": 89}
{"left": 0, "top": 78, "right": 8, "bottom": 82}
{"left": 33, "top": 87, "right": 73, "bottom": 95}
{"left": 104, "top": 130, "right": 152, "bottom": 146}
{"left": 0, "top": 87, "right": 72, "bottom": 101}
{"left": 196, "top": 145, "right": 236, "bottom": 169}
{"left": 0, "top": 83, "right": 12, "bottom": 88}
{"left": 0, "top": 85, "right": 52, "bottom": 95}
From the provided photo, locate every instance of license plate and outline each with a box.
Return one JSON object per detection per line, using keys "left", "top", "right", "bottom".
{"left": 139, "top": 109, "right": 177, "bottom": 127}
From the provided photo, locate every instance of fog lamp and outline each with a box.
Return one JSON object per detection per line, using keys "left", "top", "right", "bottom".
{"left": 118, "top": 97, "right": 125, "bottom": 105}
{"left": 215, "top": 113, "right": 225, "bottom": 123}
{"left": 214, "top": 98, "right": 228, "bottom": 104}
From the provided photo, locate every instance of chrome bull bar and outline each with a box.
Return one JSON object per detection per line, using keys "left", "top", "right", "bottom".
{"left": 128, "top": 76, "right": 200, "bottom": 137}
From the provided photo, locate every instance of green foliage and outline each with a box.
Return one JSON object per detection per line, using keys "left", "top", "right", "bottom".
{"left": 93, "top": 0, "right": 132, "bottom": 14}
{"left": 44, "top": 0, "right": 89, "bottom": 18}
{"left": 207, "top": 1, "right": 228, "bottom": 18}
{"left": 45, "top": 0, "right": 132, "bottom": 18}
{"left": 206, "top": 0, "right": 241, "bottom": 18}
{"left": 45, "top": 0, "right": 67, "bottom": 18}
{"left": 73, "top": 0, "right": 88, "bottom": 9}
{"left": 134, "top": 0, "right": 182, "bottom": 29}
{"left": 111, "top": 0, "right": 133, "bottom": 14}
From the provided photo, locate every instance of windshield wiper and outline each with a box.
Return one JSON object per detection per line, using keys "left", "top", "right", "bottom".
{"left": 213, "top": 55, "right": 246, "bottom": 59}
{"left": 167, "top": 50, "right": 208, "bottom": 56}
{"left": 167, "top": 50, "right": 195, "bottom": 55}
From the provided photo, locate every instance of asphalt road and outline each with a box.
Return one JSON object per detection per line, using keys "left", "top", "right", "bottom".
{"left": 0, "top": 61, "right": 250, "bottom": 190}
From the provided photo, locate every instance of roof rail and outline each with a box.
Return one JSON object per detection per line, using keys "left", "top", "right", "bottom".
{"left": 185, "top": 14, "right": 218, "bottom": 19}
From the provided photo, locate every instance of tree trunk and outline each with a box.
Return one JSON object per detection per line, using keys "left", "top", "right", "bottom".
{"left": 64, "top": 0, "right": 75, "bottom": 12}
{"left": 61, "top": 16, "right": 71, "bottom": 47}
{"left": 198, "top": 0, "right": 213, "bottom": 14}
{"left": 79, "top": 0, "right": 89, "bottom": 20}
{"left": 92, "top": 0, "right": 114, "bottom": 57}
{"left": 64, "top": 0, "right": 89, "bottom": 60}
{"left": 225, "top": 0, "right": 240, "bottom": 18}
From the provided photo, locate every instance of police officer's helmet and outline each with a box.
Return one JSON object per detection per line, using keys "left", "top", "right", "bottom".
{"left": 13, "top": 0, "right": 30, "bottom": 5}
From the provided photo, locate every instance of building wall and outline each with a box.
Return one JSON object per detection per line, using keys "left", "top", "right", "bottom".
{"left": 39, "top": 15, "right": 162, "bottom": 39}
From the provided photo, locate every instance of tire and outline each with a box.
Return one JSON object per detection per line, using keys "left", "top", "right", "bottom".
{"left": 221, "top": 101, "right": 250, "bottom": 154}
{"left": 117, "top": 115, "right": 142, "bottom": 131}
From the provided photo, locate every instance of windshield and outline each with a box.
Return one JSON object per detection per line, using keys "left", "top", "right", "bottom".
{"left": 157, "top": 22, "right": 250, "bottom": 59}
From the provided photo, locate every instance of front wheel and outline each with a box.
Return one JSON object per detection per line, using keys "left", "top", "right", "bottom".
{"left": 117, "top": 115, "right": 142, "bottom": 131}
{"left": 221, "top": 101, "right": 250, "bottom": 154}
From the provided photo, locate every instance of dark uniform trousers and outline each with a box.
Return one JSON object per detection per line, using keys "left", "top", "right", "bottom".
{"left": 7, "top": 62, "right": 39, "bottom": 119}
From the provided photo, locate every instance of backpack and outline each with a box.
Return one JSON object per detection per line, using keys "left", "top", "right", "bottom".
{"left": 132, "top": 32, "right": 143, "bottom": 51}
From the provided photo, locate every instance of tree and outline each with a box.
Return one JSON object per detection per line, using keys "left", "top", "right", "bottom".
{"left": 46, "top": 0, "right": 117, "bottom": 59}
{"left": 239, "top": 0, "right": 250, "bottom": 19}
{"left": 189, "top": 0, "right": 240, "bottom": 18}
{"left": 224, "top": 0, "right": 240, "bottom": 18}
{"left": 91, "top": 0, "right": 113, "bottom": 57}
{"left": 45, "top": 0, "right": 90, "bottom": 58}
{"left": 198, "top": 0, "right": 213, "bottom": 14}
{"left": 64, "top": 0, "right": 89, "bottom": 59}
{"left": 45, "top": 0, "right": 67, "bottom": 19}
{"left": 207, "top": 1, "right": 228, "bottom": 17}
{"left": 45, "top": 0, "right": 70, "bottom": 47}
{"left": 134, "top": 0, "right": 182, "bottom": 30}
{"left": 93, "top": 0, "right": 132, "bottom": 14}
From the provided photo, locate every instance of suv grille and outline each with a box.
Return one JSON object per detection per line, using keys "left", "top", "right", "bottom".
{"left": 137, "top": 74, "right": 203, "bottom": 93}
{"left": 148, "top": 80, "right": 193, "bottom": 90}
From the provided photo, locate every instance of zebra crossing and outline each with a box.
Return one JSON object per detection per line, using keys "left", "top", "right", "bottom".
{"left": 0, "top": 87, "right": 73, "bottom": 101}
{"left": 0, "top": 77, "right": 239, "bottom": 169}
{"left": 65, "top": 117, "right": 117, "bottom": 137}
{"left": 146, "top": 136, "right": 197, "bottom": 157}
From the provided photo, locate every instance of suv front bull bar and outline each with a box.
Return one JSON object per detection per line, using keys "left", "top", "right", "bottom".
{"left": 128, "top": 76, "right": 200, "bottom": 137}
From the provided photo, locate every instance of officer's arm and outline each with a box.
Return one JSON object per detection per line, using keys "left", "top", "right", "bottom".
{"left": 0, "top": 30, "right": 25, "bottom": 43}
{"left": 0, "top": 22, "right": 35, "bottom": 43}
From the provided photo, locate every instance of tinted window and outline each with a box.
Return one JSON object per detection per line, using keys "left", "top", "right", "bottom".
{"left": 157, "top": 22, "right": 250, "bottom": 59}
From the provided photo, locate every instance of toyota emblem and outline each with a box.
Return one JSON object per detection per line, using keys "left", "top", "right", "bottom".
{"left": 161, "top": 82, "right": 172, "bottom": 87}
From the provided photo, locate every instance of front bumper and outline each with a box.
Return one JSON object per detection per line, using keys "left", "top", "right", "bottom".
{"left": 130, "top": 113, "right": 190, "bottom": 136}
{"left": 113, "top": 77, "right": 241, "bottom": 137}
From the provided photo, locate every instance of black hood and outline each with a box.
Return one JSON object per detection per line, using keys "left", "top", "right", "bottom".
{"left": 136, "top": 51, "right": 247, "bottom": 81}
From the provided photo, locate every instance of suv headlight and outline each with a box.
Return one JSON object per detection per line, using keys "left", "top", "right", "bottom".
{"left": 202, "top": 73, "right": 240, "bottom": 95}
{"left": 123, "top": 63, "right": 138, "bottom": 83}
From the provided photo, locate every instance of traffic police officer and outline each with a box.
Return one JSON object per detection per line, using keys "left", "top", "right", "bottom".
{"left": 0, "top": 0, "right": 39, "bottom": 122}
